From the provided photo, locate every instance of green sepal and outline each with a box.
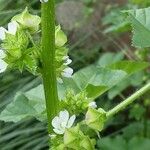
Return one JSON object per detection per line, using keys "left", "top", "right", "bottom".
{"left": 2, "top": 29, "right": 29, "bottom": 58}
{"left": 55, "top": 25, "right": 67, "bottom": 47}
{"left": 12, "top": 7, "right": 41, "bottom": 33}
{"left": 85, "top": 107, "right": 107, "bottom": 131}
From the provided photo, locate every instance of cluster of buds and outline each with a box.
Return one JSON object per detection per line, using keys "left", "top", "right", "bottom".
{"left": 0, "top": 7, "right": 73, "bottom": 80}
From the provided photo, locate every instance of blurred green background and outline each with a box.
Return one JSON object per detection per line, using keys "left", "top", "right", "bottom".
{"left": 0, "top": 0, "right": 150, "bottom": 149}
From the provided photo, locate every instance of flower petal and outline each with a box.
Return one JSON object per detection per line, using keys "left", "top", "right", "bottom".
{"left": 88, "top": 102, "right": 97, "bottom": 109}
{"left": 0, "top": 49, "right": 6, "bottom": 59}
{"left": 8, "top": 21, "right": 18, "bottom": 35}
{"left": 0, "top": 27, "right": 6, "bottom": 40}
{"left": 0, "top": 59, "right": 7, "bottom": 73}
{"left": 52, "top": 116, "right": 61, "bottom": 129}
{"left": 64, "top": 58, "right": 72, "bottom": 65}
{"left": 67, "top": 115, "right": 76, "bottom": 128}
{"left": 59, "top": 110, "right": 69, "bottom": 123}
{"left": 62, "top": 67, "right": 73, "bottom": 78}
{"left": 53, "top": 128, "right": 64, "bottom": 135}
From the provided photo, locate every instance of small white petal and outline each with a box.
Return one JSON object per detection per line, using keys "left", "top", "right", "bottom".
{"left": 62, "top": 67, "right": 73, "bottom": 78}
{"left": 0, "top": 27, "right": 6, "bottom": 40}
{"left": 53, "top": 128, "right": 64, "bottom": 135}
{"left": 88, "top": 102, "right": 97, "bottom": 109}
{"left": 0, "top": 49, "right": 6, "bottom": 59}
{"left": 64, "top": 58, "right": 72, "bottom": 65}
{"left": 67, "top": 115, "right": 76, "bottom": 128}
{"left": 63, "top": 56, "right": 69, "bottom": 60}
{"left": 0, "top": 59, "right": 8, "bottom": 73}
{"left": 7, "top": 21, "right": 18, "bottom": 35}
{"left": 40, "top": 0, "right": 48, "bottom": 3}
{"left": 52, "top": 116, "right": 61, "bottom": 129}
{"left": 59, "top": 110, "right": 69, "bottom": 123}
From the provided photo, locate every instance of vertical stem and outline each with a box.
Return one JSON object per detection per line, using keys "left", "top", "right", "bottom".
{"left": 41, "top": 0, "right": 58, "bottom": 136}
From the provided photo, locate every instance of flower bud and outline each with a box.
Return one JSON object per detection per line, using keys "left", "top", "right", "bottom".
{"left": 80, "top": 136, "right": 96, "bottom": 150}
{"left": 64, "top": 125, "right": 83, "bottom": 149}
{"left": 12, "top": 7, "right": 41, "bottom": 33}
{"left": 55, "top": 25, "right": 67, "bottom": 47}
{"left": 85, "top": 108, "right": 106, "bottom": 131}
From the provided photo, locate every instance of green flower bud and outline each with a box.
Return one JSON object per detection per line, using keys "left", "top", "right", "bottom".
{"left": 2, "top": 29, "right": 29, "bottom": 58}
{"left": 64, "top": 125, "right": 84, "bottom": 149}
{"left": 80, "top": 136, "right": 96, "bottom": 150}
{"left": 12, "top": 7, "right": 41, "bottom": 33}
{"left": 55, "top": 25, "right": 67, "bottom": 47}
{"left": 60, "top": 90, "right": 90, "bottom": 115}
{"left": 85, "top": 108, "right": 106, "bottom": 131}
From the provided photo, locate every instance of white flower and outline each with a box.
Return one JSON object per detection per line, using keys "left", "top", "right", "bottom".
{"left": 0, "top": 59, "right": 7, "bottom": 73}
{"left": 52, "top": 110, "right": 76, "bottom": 135}
{"left": 0, "top": 49, "right": 7, "bottom": 73}
{"left": 0, "top": 21, "right": 18, "bottom": 40}
{"left": 88, "top": 102, "right": 97, "bottom": 109}
{"left": 63, "top": 56, "right": 72, "bottom": 65}
{"left": 40, "top": 0, "right": 48, "bottom": 3}
{"left": 0, "top": 49, "right": 6, "bottom": 59}
{"left": 62, "top": 67, "right": 73, "bottom": 78}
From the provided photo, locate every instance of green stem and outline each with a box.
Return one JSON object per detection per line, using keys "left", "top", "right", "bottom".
{"left": 107, "top": 82, "right": 150, "bottom": 118}
{"left": 41, "top": 0, "right": 58, "bottom": 135}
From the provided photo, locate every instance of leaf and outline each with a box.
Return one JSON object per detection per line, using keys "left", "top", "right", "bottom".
{"left": 0, "top": 88, "right": 46, "bottom": 123}
{"left": 97, "top": 136, "right": 127, "bottom": 150}
{"left": 125, "top": 7, "right": 150, "bottom": 48}
{"left": 96, "top": 52, "right": 124, "bottom": 67}
{"left": 0, "top": 94, "right": 37, "bottom": 122}
{"left": 59, "top": 61, "right": 149, "bottom": 99}
{"left": 97, "top": 136, "right": 150, "bottom": 150}
{"left": 58, "top": 65, "right": 127, "bottom": 99}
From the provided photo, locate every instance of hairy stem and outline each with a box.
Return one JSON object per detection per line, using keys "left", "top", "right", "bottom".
{"left": 41, "top": 1, "right": 58, "bottom": 135}
{"left": 107, "top": 82, "right": 150, "bottom": 118}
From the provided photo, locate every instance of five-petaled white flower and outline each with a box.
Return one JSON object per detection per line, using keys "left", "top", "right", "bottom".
{"left": 0, "top": 21, "right": 18, "bottom": 40}
{"left": 62, "top": 67, "right": 73, "bottom": 78}
{"left": 0, "top": 49, "right": 8, "bottom": 73}
{"left": 88, "top": 101, "right": 97, "bottom": 109}
{"left": 40, "top": 0, "right": 48, "bottom": 3}
{"left": 52, "top": 110, "right": 76, "bottom": 134}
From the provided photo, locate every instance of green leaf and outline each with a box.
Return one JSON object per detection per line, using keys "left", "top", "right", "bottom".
{"left": 59, "top": 61, "right": 149, "bottom": 99}
{"left": 0, "top": 94, "right": 37, "bottom": 122}
{"left": 125, "top": 7, "right": 150, "bottom": 48}
{"left": 97, "top": 136, "right": 150, "bottom": 150}
{"left": 0, "top": 87, "right": 46, "bottom": 123}
{"left": 97, "top": 136, "right": 127, "bottom": 150}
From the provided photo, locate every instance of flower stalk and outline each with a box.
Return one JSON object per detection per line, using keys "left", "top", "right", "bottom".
{"left": 41, "top": 0, "right": 58, "bottom": 135}
{"left": 107, "top": 82, "right": 150, "bottom": 118}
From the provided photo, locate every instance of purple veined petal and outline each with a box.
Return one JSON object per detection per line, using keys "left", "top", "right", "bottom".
{"left": 0, "top": 59, "right": 8, "bottom": 73}
{"left": 52, "top": 116, "right": 61, "bottom": 129}
{"left": 0, "top": 27, "right": 6, "bottom": 40}
{"left": 53, "top": 128, "right": 64, "bottom": 135}
{"left": 59, "top": 110, "right": 69, "bottom": 124}
{"left": 67, "top": 115, "right": 76, "bottom": 128}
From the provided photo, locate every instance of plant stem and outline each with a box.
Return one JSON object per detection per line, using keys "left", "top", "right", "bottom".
{"left": 41, "top": 0, "right": 58, "bottom": 135}
{"left": 107, "top": 82, "right": 150, "bottom": 118}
